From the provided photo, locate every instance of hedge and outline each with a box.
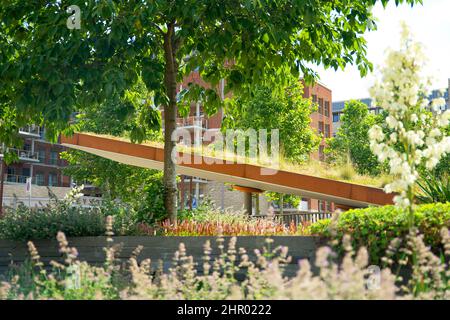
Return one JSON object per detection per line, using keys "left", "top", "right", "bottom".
{"left": 309, "top": 202, "right": 450, "bottom": 264}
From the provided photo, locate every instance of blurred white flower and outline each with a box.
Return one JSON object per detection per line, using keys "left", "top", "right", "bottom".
{"left": 369, "top": 23, "right": 450, "bottom": 210}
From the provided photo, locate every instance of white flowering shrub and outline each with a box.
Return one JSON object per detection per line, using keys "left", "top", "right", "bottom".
{"left": 64, "top": 184, "right": 85, "bottom": 204}
{"left": 369, "top": 23, "right": 450, "bottom": 219}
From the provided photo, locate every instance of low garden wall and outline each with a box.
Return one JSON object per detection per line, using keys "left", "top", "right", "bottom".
{"left": 0, "top": 236, "right": 326, "bottom": 276}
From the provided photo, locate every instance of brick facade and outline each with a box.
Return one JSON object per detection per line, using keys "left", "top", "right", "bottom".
{"left": 302, "top": 80, "right": 333, "bottom": 161}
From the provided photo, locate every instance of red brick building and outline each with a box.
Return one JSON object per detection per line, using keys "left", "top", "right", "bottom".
{"left": 1, "top": 126, "right": 71, "bottom": 188}
{"left": 302, "top": 80, "right": 333, "bottom": 161}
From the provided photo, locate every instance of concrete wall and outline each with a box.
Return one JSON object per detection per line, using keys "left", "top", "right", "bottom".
{"left": 2, "top": 185, "right": 72, "bottom": 208}
{"left": 3, "top": 184, "right": 70, "bottom": 199}
{"left": 0, "top": 236, "right": 326, "bottom": 277}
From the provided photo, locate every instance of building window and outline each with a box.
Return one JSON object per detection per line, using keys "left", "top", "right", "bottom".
{"left": 300, "top": 199, "right": 309, "bottom": 211}
{"left": 325, "top": 124, "right": 330, "bottom": 138}
{"left": 48, "top": 173, "right": 58, "bottom": 187}
{"left": 326, "top": 201, "right": 332, "bottom": 212}
{"left": 324, "top": 101, "right": 330, "bottom": 117}
{"left": 318, "top": 98, "right": 324, "bottom": 114}
{"left": 318, "top": 200, "right": 325, "bottom": 212}
{"left": 50, "top": 151, "right": 58, "bottom": 165}
{"left": 22, "top": 168, "right": 31, "bottom": 177}
{"left": 35, "top": 173, "right": 45, "bottom": 186}
{"left": 312, "top": 94, "right": 317, "bottom": 103}
{"left": 318, "top": 121, "right": 324, "bottom": 135}
{"left": 6, "top": 167, "right": 15, "bottom": 182}
{"left": 333, "top": 113, "right": 340, "bottom": 122}
{"left": 39, "top": 127, "right": 45, "bottom": 140}
{"left": 7, "top": 167, "right": 16, "bottom": 176}
{"left": 38, "top": 150, "right": 46, "bottom": 162}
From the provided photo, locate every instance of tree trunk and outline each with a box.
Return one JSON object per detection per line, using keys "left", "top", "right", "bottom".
{"left": 0, "top": 159, "right": 5, "bottom": 216}
{"left": 163, "top": 22, "right": 179, "bottom": 222}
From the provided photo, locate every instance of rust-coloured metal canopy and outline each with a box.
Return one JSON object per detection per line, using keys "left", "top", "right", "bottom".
{"left": 61, "top": 133, "right": 394, "bottom": 208}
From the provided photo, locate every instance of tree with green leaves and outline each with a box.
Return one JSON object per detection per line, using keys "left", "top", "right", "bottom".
{"left": 61, "top": 150, "right": 166, "bottom": 223}
{"left": 0, "top": 0, "right": 420, "bottom": 220}
{"left": 223, "top": 79, "right": 320, "bottom": 163}
{"left": 62, "top": 82, "right": 165, "bottom": 222}
{"left": 223, "top": 78, "right": 320, "bottom": 210}
{"left": 325, "top": 100, "right": 384, "bottom": 176}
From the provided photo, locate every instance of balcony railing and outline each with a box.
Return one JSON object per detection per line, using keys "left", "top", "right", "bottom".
{"left": 253, "top": 211, "right": 333, "bottom": 225}
{"left": 19, "top": 125, "right": 41, "bottom": 137}
{"left": 2, "top": 174, "right": 36, "bottom": 184}
{"left": 176, "top": 116, "right": 208, "bottom": 129}
{"left": 0, "top": 148, "right": 39, "bottom": 162}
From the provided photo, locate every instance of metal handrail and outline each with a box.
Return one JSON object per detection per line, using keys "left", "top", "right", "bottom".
{"left": 177, "top": 116, "right": 208, "bottom": 129}
{"left": 3, "top": 174, "right": 36, "bottom": 184}
{"left": 19, "top": 125, "right": 41, "bottom": 136}
{"left": 0, "top": 147, "right": 39, "bottom": 161}
{"left": 253, "top": 211, "right": 333, "bottom": 225}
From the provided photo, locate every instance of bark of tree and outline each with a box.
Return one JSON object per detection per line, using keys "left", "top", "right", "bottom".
{"left": 163, "top": 22, "right": 179, "bottom": 222}
{"left": 0, "top": 159, "right": 5, "bottom": 216}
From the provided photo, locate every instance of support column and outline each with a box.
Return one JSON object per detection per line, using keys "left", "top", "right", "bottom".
{"left": 189, "top": 176, "right": 193, "bottom": 211}
{"left": 0, "top": 159, "right": 5, "bottom": 215}
{"left": 195, "top": 180, "right": 199, "bottom": 206}
{"left": 180, "top": 175, "right": 185, "bottom": 211}
{"left": 244, "top": 191, "right": 252, "bottom": 216}
{"left": 255, "top": 194, "right": 260, "bottom": 215}
{"left": 231, "top": 185, "right": 264, "bottom": 216}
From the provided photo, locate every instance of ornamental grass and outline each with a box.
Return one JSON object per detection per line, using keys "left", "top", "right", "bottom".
{"left": 159, "top": 218, "right": 309, "bottom": 236}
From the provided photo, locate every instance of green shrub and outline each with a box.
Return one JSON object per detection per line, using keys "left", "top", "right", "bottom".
{"left": 0, "top": 200, "right": 140, "bottom": 241}
{"left": 133, "top": 171, "right": 167, "bottom": 224}
{"left": 416, "top": 172, "right": 450, "bottom": 204}
{"left": 309, "top": 202, "right": 450, "bottom": 263}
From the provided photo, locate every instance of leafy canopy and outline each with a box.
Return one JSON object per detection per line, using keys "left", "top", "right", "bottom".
{"left": 326, "top": 100, "right": 384, "bottom": 175}
{"left": 0, "top": 0, "right": 419, "bottom": 141}
{"left": 223, "top": 78, "right": 320, "bottom": 163}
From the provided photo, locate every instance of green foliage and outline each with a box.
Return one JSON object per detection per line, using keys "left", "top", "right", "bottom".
{"left": 264, "top": 192, "right": 301, "bottom": 210}
{"left": 135, "top": 171, "right": 166, "bottom": 224}
{"left": 0, "top": 0, "right": 400, "bottom": 141}
{"left": 61, "top": 150, "right": 166, "bottom": 223}
{"left": 325, "top": 100, "right": 385, "bottom": 175}
{"left": 309, "top": 203, "right": 450, "bottom": 264}
{"left": 5, "top": 259, "right": 120, "bottom": 300}
{"left": 0, "top": 0, "right": 421, "bottom": 219}
{"left": 223, "top": 79, "right": 320, "bottom": 209}
{"left": 433, "top": 125, "right": 450, "bottom": 177}
{"left": 416, "top": 172, "right": 450, "bottom": 204}
{"left": 223, "top": 79, "right": 320, "bottom": 163}
{"left": 0, "top": 199, "right": 140, "bottom": 241}
{"left": 75, "top": 79, "right": 163, "bottom": 143}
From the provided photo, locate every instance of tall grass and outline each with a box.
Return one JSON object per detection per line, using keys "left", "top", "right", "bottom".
{"left": 158, "top": 207, "right": 309, "bottom": 236}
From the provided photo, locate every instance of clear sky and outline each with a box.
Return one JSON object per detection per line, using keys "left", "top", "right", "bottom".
{"left": 315, "top": 0, "right": 450, "bottom": 102}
